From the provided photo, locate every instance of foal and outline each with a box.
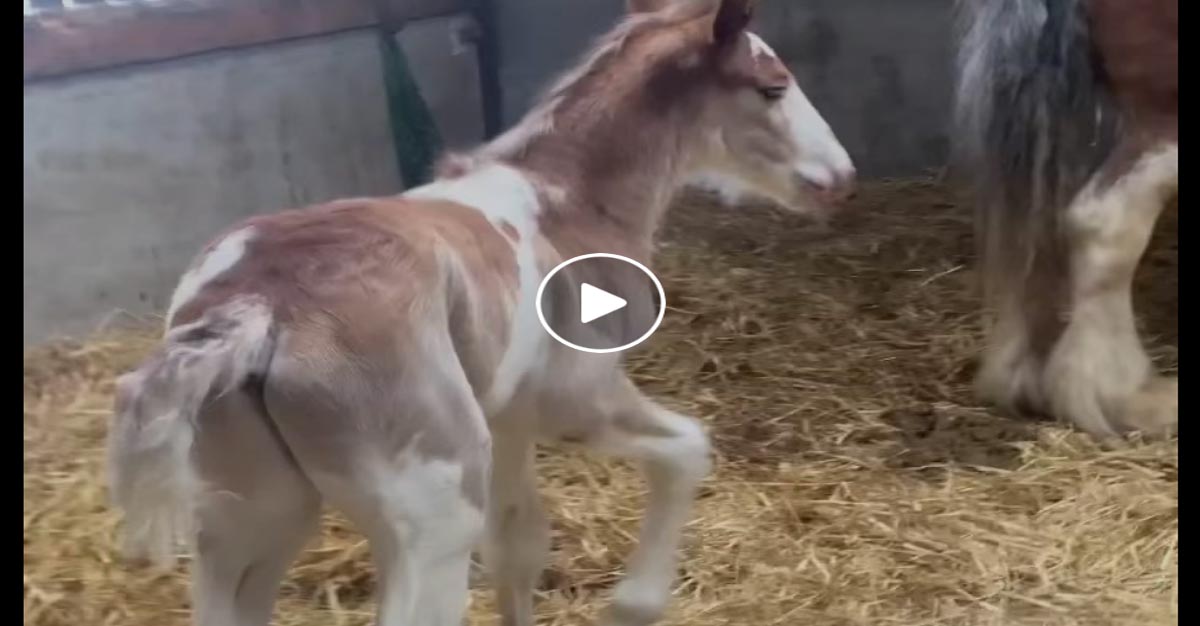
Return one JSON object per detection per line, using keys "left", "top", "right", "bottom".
{"left": 954, "top": 0, "right": 1177, "bottom": 438}
{"left": 108, "top": 1, "right": 854, "bottom": 625}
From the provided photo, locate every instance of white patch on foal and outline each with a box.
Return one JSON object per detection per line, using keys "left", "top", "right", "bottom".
{"left": 373, "top": 455, "right": 485, "bottom": 537}
{"left": 744, "top": 32, "right": 854, "bottom": 192}
{"left": 686, "top": 170, "right": 752, "bottom": 206}
{"left": 407, "top": 164, "right": 540, "bottom": 235}
{"left": 359, "top": 454, "right": 485, "bottom": 626}
{"left": 778, "top": 89, "right": 853, "bottom": 192}
{"left": 406, "top": 165, "right": 548, "bottom": 412}
{"left": 166, "top": 227, "right": 255, "bottom": 327}
{"left": 746, "top": 32, "right": 777, "bottom": 59}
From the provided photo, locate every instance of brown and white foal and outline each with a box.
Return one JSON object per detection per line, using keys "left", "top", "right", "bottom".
{"left": 108, "top": 1, "right": 854, "bottom": 625}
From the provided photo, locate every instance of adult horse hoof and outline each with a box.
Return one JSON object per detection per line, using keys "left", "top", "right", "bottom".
{"left": 1119, "top": 376, "right": 1178, "bottom": 439}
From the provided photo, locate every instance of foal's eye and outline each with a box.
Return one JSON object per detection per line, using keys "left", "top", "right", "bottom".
{"left": 758, "top": 86, "right": 786, "bottom": 102}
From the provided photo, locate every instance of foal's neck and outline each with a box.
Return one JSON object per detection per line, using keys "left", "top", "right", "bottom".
{"left": 463, "top": 14, "right": 708, "bottom": 253}
{"left": 503, "top": 102, "right": 695, "bottom": 251}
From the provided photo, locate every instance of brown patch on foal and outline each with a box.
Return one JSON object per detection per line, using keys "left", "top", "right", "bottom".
{"left": 479, "top": 4, "right": 721, "bottom": 243}
{"left": 172, "top": 197, "right": 520, "bottom": 509}
{"left": 173, "top": 198, "right": 520, "bottom": 399}
{"left": 718, "top": 32, "right": 790, "bottom": 91}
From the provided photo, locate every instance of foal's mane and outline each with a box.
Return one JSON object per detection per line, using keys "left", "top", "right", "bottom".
{"left": 438, "top": 3, "right": 714, "bottom": 177}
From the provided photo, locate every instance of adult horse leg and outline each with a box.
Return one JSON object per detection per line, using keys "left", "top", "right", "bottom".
{"left": 976, "top": 234, "right": 1068, "bottom": 418}
{"left": 975, "top": 290, "right": 1054, "bottom": 417}
{"left": 1044, "top": 142, "right": 1178, "bottom": 438}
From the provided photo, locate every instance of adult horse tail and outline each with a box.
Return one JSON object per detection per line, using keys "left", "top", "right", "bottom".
{"left": 952, "top": 0, "right": 1119, "bottom": 345}
{"left": 107, "top": 298, "right": 275, "bottom": 567}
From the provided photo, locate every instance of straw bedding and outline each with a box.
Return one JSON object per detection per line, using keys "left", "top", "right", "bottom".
{"left": 24, "top": 178, "right": 1178, "bottom": 626}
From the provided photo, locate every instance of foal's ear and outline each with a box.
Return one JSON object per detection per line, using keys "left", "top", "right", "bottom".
{"left": 711, "top": 0, "right": 754, "bottom": 45}
{"left": 626, "top": 0, "right": 672, "bottom": 13}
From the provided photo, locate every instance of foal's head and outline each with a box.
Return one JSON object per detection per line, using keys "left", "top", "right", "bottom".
{"left": 632, "top": 0, "right": 856, "bottom": 211}
{"left": 472, "top": 0, "right": 855, "bottom": 216}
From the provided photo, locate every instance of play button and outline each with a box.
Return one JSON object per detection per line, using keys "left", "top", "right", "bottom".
{"left": 580, "top": 283, "right": 627, "bottom": 324}
{"left": 536, "top": 253, "right": 665, "bottom": 353}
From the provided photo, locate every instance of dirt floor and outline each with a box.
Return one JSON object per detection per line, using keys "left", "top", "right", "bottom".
{"left": 24, "top": 178, "right": 1178, "bottom": 626}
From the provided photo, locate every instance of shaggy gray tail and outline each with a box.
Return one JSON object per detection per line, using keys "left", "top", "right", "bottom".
{"left": 952, "top": 0, "right": 1119, "bottom": 312}
{"left": 107, "top": 298, "right": 274, "bottom": 567}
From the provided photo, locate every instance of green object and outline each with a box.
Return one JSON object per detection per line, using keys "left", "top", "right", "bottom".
{"left": 377, "top": 31, "right": 443, "bottom": 188}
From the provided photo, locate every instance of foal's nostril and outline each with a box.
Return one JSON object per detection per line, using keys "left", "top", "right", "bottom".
{"left": 796, "top": 171, "right": 832, "bottom": 194}
{"left": 838, "top": 168, "right": 858, "bottom": 199}
{"left": 796, "top": 167, "right": 856, "bottom": 203}
{"left": 843, "top": 167, "right": 858, "bottom": 188}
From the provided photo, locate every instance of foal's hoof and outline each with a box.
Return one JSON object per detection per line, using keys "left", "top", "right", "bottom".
{"left": 599, "top": 585, "right": 669, "bottom": 626}
{"left": 1119, "top": 376, "right": 1178, "bottom": 439}
{"left": 599, "top": 605, "right": 660, "bottom": 626}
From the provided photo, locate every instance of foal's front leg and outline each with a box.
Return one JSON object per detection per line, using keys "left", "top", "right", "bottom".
{"left": 577, "top": 376, "right": 713, "bottom": 626}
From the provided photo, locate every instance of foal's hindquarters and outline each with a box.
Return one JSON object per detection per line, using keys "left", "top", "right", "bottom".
{"left": 255, "top": 331, "right": 492, "bottom": 626}
{"left": 127, "top": 298, "right": 494, "bottom": 626}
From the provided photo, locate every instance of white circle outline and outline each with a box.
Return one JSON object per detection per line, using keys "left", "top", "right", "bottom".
{"left": 535, "top": 253, "right": 666, "bottom": 354}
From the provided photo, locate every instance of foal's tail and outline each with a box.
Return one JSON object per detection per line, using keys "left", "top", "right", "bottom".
{"left": 952, "top": 0, "right": 1119, "bottom": 302}
{"left": 107, "top": 298, "right": 274, "bottom": 567}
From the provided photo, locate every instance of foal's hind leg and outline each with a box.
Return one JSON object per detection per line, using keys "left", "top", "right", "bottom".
{"left": 334, "top": 460, "right": 487, "bottom": 626}
{"left": 263, "top": 349, "right": 491, "bottom": 626}
{"left": 271, "top": 428, "right": 488, "bottom": 626}
{"left": 483, "top": 428, "right": 549, "bottom": 626}
{"left": 191, "top": 391, "right": 321, "bottom": 626}
{"left": 1044, "top": 143, "right": 1178, "bottom": 438}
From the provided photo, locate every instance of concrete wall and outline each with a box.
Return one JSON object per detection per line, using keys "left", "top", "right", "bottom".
{"left": 399, "top": 14, "right": 486, "bottom": 149}
{"left": 23, "top": 31, "right": 404, "bottom": 343}
{"left": 493, "top": 0, "right": 952, "bottom": 177}
{"left": 754, "top": 0, "right": 952, "bottom": 177}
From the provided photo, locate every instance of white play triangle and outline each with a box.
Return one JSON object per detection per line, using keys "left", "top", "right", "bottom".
{"left": 580, "top": 282, "right": 627, "bottom": 324}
